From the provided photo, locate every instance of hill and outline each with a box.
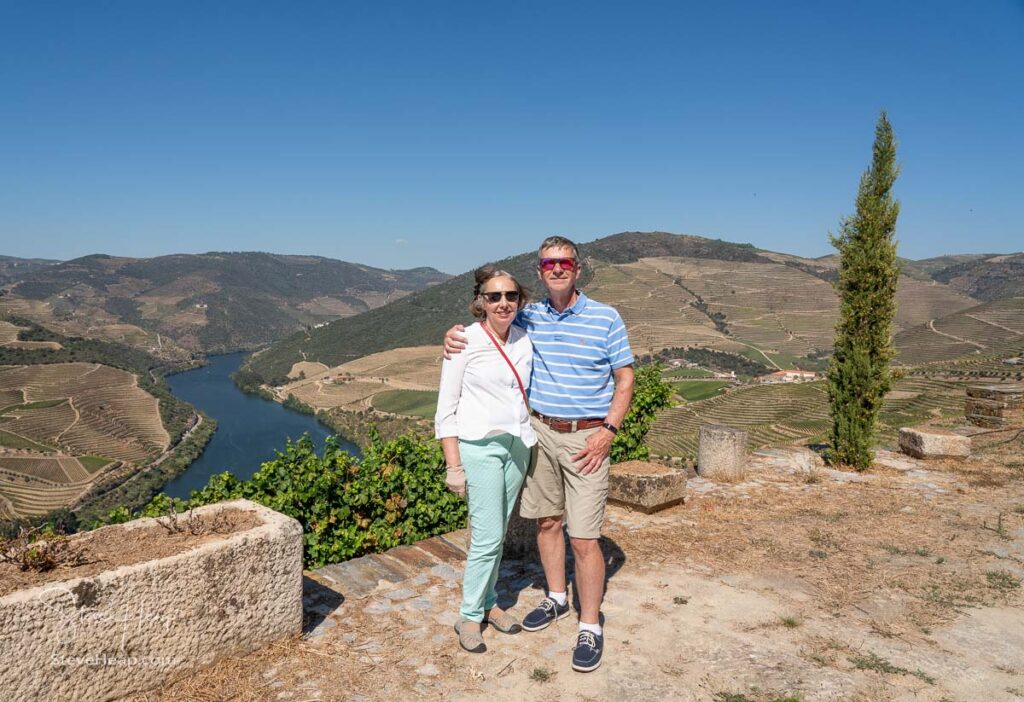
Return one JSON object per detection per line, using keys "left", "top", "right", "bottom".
{"left": 243, "top": 232, "right": 773, "bottom": 383}
{"left": 2, "top": 252, "right": 450, "bottom": 355}
{"left": 0, "top": 318, "right": 209, "bottom": 519}
{"left": 894, "top": 296, "right": 1024, "bottom": 365}
{"left": 0, "top": 255, "right": 60, "bottom": 285}
{"left": 896, "top": 253, "right": 994, "bottom": 281}
{"left": 244, "top": 231, "right": 1008, "bottom": 384}
{"left": 929, "top": 253, "right": 1024, "bottom": 301}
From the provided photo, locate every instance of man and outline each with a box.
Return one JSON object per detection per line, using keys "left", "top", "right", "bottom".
{"left": 445, "top": 235, "right": 634, "bottom": 672}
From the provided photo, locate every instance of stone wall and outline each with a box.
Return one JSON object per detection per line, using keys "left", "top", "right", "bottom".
{"left": 965, "top": 384, "right": 1024, "bottom": 428}
{"left": 0, "top": 500, "right": 303, "bottom": 701}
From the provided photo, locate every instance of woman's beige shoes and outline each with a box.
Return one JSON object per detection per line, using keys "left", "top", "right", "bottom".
{"left": 454, "top": 619, "right": 486, "bottom": 653}
{"left": 485, "top": 610, "right": 522, "bottom": 634}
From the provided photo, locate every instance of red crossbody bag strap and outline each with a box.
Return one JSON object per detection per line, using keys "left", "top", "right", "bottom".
{"left": 479, "top": 323, "right": 530, "bottom": 410}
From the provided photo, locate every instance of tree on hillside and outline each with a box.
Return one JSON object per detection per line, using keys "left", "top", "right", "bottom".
{"left": 827, "top": 111, "right": 901, "bottom": 470}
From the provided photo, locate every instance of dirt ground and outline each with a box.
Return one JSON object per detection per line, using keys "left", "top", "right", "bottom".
{"left": 128, "top": 428, "right": 1024, "bottom": 702}
{"left": 0, "top": 508, "right": 259, "bottom": 596}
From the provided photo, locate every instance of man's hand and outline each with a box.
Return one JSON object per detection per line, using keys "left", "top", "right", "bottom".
{"left": 571, "top": 427, "right": 615, "bottom": 475}
{"left": 443, "top": 324, "right": 468, "bottom": 360}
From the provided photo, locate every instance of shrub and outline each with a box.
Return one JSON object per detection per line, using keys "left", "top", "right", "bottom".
{"left": 129, "top": 430, "right": 467, "bottom": 568}
{"left": 610, "top": 363, "right": 674, "bottom": 463}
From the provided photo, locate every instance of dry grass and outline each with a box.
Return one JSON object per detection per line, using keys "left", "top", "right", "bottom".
{"left": 604, "top": 444, "right": 1024, "bottom": 632}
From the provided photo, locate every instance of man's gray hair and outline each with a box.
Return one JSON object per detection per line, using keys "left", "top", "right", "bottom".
{"left": 538, "top": 235, "right": 579, "bottom": 260}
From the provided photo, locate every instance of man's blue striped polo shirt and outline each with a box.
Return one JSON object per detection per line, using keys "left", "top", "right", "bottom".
{"left": 515, "top": 290, "right": 634, "bottom": 420}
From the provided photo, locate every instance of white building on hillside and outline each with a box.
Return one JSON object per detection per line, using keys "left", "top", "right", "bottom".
{"left": 759, "top": 369, "right": 818, "bottom": 384}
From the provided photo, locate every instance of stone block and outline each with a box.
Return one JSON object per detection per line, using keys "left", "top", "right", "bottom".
{"left": 608, "top": 460, "right": 687, "bottom": 513}
{"left": 966, "top": 396, "right": 1006, "bottom": 418}
{"left": 898, "top": 427, "right": 971, "bottom": 459}
{"left": 697, "top": 424, "right": 748, "bottom": 481}
{"left": 0, "top": 500, "right": 303, "bottom": 702}
{"left": 966, "top": 384, "right": 1024, "bottom": 407}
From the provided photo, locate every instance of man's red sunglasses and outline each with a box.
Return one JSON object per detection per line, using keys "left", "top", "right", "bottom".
{"left": 538, "top": 257, "right": 577, "bottom": 271}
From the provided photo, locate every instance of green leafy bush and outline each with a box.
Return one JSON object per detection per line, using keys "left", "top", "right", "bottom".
{"left": 130, "top": 430, "right": 467, "bottom": 568}
{"left": 610, "top": 363, "right": 674, "bottom": 463}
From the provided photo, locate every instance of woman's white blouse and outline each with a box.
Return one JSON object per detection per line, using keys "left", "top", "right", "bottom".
{"left": 434, "top": 322, "right": 537, "bottom": 447}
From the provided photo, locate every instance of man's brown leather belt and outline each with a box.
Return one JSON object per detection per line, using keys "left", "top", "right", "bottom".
{"left": 531, "top": 411, "right": 604, "bottom": 433}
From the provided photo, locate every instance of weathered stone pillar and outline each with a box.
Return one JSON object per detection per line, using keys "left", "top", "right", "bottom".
{"left": 697, "top": 424, "right": 748, "bottom": 481}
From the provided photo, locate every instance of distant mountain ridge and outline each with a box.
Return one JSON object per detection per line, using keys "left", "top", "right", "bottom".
{"left": 0, "top": 255, "right": 61, "bottom": 285}
{"left": 929, "top": 253, "right": 1024, "bottom": 301}
{"left": 2, "top": 252, "right": 450, "bottom": 355}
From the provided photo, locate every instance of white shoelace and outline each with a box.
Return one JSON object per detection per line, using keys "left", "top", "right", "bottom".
{"left": 575, "top": 630, "right": 597, "bottom": 650}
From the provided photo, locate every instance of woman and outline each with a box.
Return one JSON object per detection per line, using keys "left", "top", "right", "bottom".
{"left": 434, "top": 265, "right": 535, "bottom": 654}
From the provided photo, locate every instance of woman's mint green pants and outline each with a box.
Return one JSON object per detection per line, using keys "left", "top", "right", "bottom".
{"left": 459, "top": 433, "right": 530, "bottom": 622}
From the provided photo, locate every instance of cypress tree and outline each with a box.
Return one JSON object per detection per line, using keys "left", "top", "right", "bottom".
{"left": 827, "top": 111, "right": 901, "bottom": 470}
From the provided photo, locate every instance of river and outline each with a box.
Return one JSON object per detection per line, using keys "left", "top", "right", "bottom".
{"left": 160, "top": 352, "right": 359, "bottom": 499}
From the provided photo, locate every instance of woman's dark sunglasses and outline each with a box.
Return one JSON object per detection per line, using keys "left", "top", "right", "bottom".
{"left": 481, "top": 290, "right": 520, "bottom": 303}
{"left": 539, "top": 257, "right": 577, "bottom": 271}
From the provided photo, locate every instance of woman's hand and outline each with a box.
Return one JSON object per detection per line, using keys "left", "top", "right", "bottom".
{"left": 446, "top": 464, "right": 466, "bottom": 496}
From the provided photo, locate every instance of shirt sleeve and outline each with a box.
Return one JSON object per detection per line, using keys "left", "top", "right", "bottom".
{"left": 434, "top": 334, "right": 472, "bottom": 439}
{"left": 606, "top": 310, "right": 635, "bottom": 370}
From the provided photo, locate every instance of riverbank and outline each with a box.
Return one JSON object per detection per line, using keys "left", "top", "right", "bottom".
{"left": 318, "top": 406, "right": 431, "bottom": 449}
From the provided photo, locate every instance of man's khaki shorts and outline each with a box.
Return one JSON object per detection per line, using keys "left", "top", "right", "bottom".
{"left": 519, "top": 416, "right": 610, "bottom": 539}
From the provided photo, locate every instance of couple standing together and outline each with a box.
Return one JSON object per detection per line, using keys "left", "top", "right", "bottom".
{"left": 434, "top": 235, "right": 634, "bottom": 673}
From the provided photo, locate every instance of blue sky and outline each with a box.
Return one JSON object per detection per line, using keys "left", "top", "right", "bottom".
{"left": 2, "top": 1, "right": 1021, "bottom": 273}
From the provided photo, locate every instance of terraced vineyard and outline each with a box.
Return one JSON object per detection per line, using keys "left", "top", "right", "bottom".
{"left": 892, "top": 277, "right": 979, "bottom": 331}
{"left": 585, "top": 262, "right": 741, "bottom": 357}
{"left": 617, "top": 256, "right": 981, "bottom": 361}
{"left": 0, "top": 362, "right": 169, "bottom": 516}
{"left": 1, "top": 399, "right": 77, "bottom": 444}
{"left": 371, "top": 389, "right": 439, "bottom": 419}
{"left": 895, "top": 297, "right": 1024, "bottom": 365}
{"left": 876, "top": 378, "right": 967, "bottom": 441}
{"left": 647, "top": 382, "right": 830, "bottom": 457}
{"left": 0, "top": 321, "right": 21, "bottom": 345}
{"left": 647, "top": 377, "right": 971, "bottom": 458}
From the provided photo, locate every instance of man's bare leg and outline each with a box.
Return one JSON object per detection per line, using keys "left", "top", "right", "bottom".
{"left": 570, "top": 537, "right": 604, "bottom": 624}
{"left": 537, "top": 515, "right": 566, "bottom": 594}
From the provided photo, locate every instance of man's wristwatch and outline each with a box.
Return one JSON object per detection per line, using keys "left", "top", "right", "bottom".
{"left": 602, "top": 421, "right": 619, "bottom": 434}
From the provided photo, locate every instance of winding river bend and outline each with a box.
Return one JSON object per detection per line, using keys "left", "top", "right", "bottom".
{"left": 161, "top": 352, "right": 359, "bottom": 500}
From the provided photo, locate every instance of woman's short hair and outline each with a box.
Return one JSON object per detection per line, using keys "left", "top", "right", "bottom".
{"left": 469, "top": 265, "right": 530, "bottom": 319}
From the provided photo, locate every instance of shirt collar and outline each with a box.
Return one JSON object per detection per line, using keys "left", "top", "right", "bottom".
{"left": 544, "top": 289, "right": 588, "bottom": 315}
